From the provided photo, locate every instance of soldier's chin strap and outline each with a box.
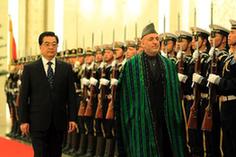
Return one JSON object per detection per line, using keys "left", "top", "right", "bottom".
{"left": 216, "top": 36, "right": 224, "bottom": 49}
{"left": 198, "top": 39, "right": 204, "bottom": 51}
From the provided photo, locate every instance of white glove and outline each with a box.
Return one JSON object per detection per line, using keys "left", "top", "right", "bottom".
{"left": 208, "top": 74, "right": 221, "bottom": 85}
{"left": 234, "top": 52, "right": 236, "bottom": 62}
{"left": 112, "top": 60, "right": 117, "bottom": 67}
{"left": 81, "top": 64, "right": 86, "bottom": 70}
{"left": 13, "top": 88, "right": 19, "bottom": 93}
{"left": 99, "top": 78, "right": 110, "bottom": 86}
{"left": 192, "top": 73, "right": 204, "bottom": 84}
{"left": 99, "top": 62, "right": 106, "bottom": 69}
{"left": 17, "top": 80, "right": 21, "bottom": 86}
{"left": 90, "top": 77, "right": 98, "bottom": 86}
{"left": 81, "top": 77, "right": 90, "bottom": 86}
{"left": 178, "top": 73, "right": 188, "bottom": 83}
{"left": 209, "top": 47, "right": 215, "bottom": 57}
{"left": 192, "top": 50, "right": 199, "bottom": 60}
{"left": 110, "top": 78, "right": 118, "bottom": 86}
{"left": 87, "top": 62, "right": 94, "bottom": 70}
{"left": 176, "top": 50, "right": 184, "bottom": 60}
{"left": 74, "top": 61, "right": 81, "bottom": 68}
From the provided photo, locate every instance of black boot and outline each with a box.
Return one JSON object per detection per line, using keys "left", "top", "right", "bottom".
{"left": 74, "top": 134, "right": 88, "bottom": 157}
{"left": 12, "top": 120, "right": 19, "bottom": 138}
{"left": 113, "top": 141, "right": 119, "bottom": 157}
{"left": 62, "top": 133, "right": 73, "bottom": 153}
{"left": 15, "top": 121, "right": 22, "bottom": 139}
{"left": 6, "top": 119, "right": 15, "bottom": 137}
{"left": 94, "top": 136, "right": 106, "bottom": 157}
{"left": 83, "top": 135, "right": 96, "bottom": 157}
{"left": 68, "top": 132, "right": 80, "bottom": 155}
{"left": 103, "top": 138, "right": 115, "bottom": 157}
{"left": 62, "top": 133, "right": 68, "bottom": 148}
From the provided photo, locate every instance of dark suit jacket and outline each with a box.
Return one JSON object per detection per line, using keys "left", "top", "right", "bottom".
{"left": 19, "top": 58, "right": 76, "bottom": 131}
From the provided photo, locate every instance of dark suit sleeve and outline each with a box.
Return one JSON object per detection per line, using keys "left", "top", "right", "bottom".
{"left": 19, "top": 65, "right": 30, "bottom": 123}
{"left": 67, "top": 64, "right": 77, "bottom": 121}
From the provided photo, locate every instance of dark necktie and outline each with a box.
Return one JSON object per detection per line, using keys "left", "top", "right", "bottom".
{"left": 47, "top": 62, "right": 54, "bottom": 88}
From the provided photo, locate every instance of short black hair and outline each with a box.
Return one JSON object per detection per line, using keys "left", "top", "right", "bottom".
{"left": 38, "top": 31, "right": 59, "bottom": 45}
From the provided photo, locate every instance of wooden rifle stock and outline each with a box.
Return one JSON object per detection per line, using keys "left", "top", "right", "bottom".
{"left": 95, "top": 64, "right": 106, "bottom": 119}
{"left": 78, "top": 67, "right": 89, "bottom": 116}
{"left": 188, "top": 51, "right": 201, "bottom": 129}
{"left": 106, "top": 62, "right": 118, "bottom": 120}
{"left": 201, "top": 50, "right": 217, "bottom": 131}
{"left": 84, "top": 63, "right": 97, "bottom": 117}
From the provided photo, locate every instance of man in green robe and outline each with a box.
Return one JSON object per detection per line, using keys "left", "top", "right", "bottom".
{"left": 115, "top": 23, "right": 187, "bottom": 157}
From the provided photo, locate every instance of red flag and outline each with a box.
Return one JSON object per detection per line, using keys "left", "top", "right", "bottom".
{"left": 9, "top": 17, "right": 17, "bottom": 63}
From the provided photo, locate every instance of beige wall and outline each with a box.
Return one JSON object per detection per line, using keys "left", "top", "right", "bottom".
{"left": 1, "top": 0, "right": 235, "bottom": 58}
{"left": 0, "top": 0, "right": 8, "bottom": 128}
{"left": 0, "top": 0, "right": 8, "bottom": 125}
{"left": 0, "top": 0, "right": 8, "bottom": 61}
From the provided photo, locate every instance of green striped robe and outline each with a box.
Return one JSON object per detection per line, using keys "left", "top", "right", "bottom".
{"left": 116, "top": 52, "right": 186, "bottom": 157}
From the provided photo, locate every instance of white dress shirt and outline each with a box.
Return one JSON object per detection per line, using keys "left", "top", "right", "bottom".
{"left": 41, "top": 56, "right": 56, "bottom": 75}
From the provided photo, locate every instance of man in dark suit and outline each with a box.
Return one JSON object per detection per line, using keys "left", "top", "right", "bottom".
{"left": 19, "top": 31, "right": 77, "bottom": 157}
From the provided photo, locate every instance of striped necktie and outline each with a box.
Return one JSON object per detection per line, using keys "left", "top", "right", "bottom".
{"left": 47, "top": 62, "right": 54, "bottom": 88}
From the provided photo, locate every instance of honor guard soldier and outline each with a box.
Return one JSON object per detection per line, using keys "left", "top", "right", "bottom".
{"left": 94, "top": 46, "right": 103, "bottom": 67}
{"left": 125, "top": 40, "right": 137, "bottom": 60}
{"left": 176, "top": 30, "right": 193, "bottom": 118}
{"left": 65, "top": 48, "right": 86, "bottom": 156}
{"left": 70, "top": 48, "right": 79, "bottom": 64}
{"left": 202, "top": 24, "right": 230, "bottom": 157}
{"left": 175, "top": 30, "right": 193, "bottom": 155}
{"left": 188, "top": 27, "right": 211, "bottom": 156}
{"left": 94, "top": 44, "right": 114, "bottom": 157}
{"left": 190, "top": 25, "right": 229, "bottom": 157}
{"left": 5, "top": 64, "right": 20, "bottom": 138}
{"left": 113, "top": 41, "right": 126, "bottom": 72}
{"left": 207, "top": 19, "right": 236, "bottom": 157}
{"left": 74, "top": 47, "right": 95, "bottom": 157}
{"left": 208, "top": 24, "right": 229, "bottom": 72}
{"left": 159, "top": 32, "right": 178, "bottom": 63}
{"left": 63, "top": 49, "right": 71, "bottom": 62}
{"left": 63, "top": 48, "right": 84, "bottom": 154}
{"left": 83, "top": 47, "right": 100, "bottom": 157}
{"left": 102, "top": 41, "right": 126, "bottom": 157}
{"left": 56, "top": 50, "right": 63, "bottom": 60}
{"left": 73, "top": 48, "right": 84, "bottom": 85}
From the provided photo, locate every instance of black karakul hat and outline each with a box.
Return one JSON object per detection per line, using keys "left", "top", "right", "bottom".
{"left": 141, "top": 23, "right": 157, "bottom": 39}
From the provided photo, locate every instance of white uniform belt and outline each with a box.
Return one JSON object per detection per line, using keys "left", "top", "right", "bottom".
{"left": 201, "top": 93, "right": 208, "bottom": 99}
{"left": 184, "top": 95, "right": 194, "bottom": 101}
{"left": 220, "top": 95, "right": 236, "bottom": 102}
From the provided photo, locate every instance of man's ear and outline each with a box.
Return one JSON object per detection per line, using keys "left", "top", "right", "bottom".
{"left": 222, "top": 36, "right": 227, "bottom": 44}
{"left": 140, "top": 39, "right": 145, "bottom": 47}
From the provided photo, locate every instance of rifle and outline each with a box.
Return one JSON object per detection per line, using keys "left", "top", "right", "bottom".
{"left": 78, "top": 65, "right": 89, "bottom": 116}
{"left": 201, "top": 49, "right": 217, "bottom": 131}
{"left": 84, "top": 62, "right": 97, "bottom": 117}
{"left": 177, "top": 50, "right": 185, "bottom": 99}
{"left": 187, "top": 50, "right": 201, "bottom": 129}
{"left": 95, "top": 62, "right": 107, "bottom": 119}
{"left": 106, "top": 61, "right": 118, "bottom": 120}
